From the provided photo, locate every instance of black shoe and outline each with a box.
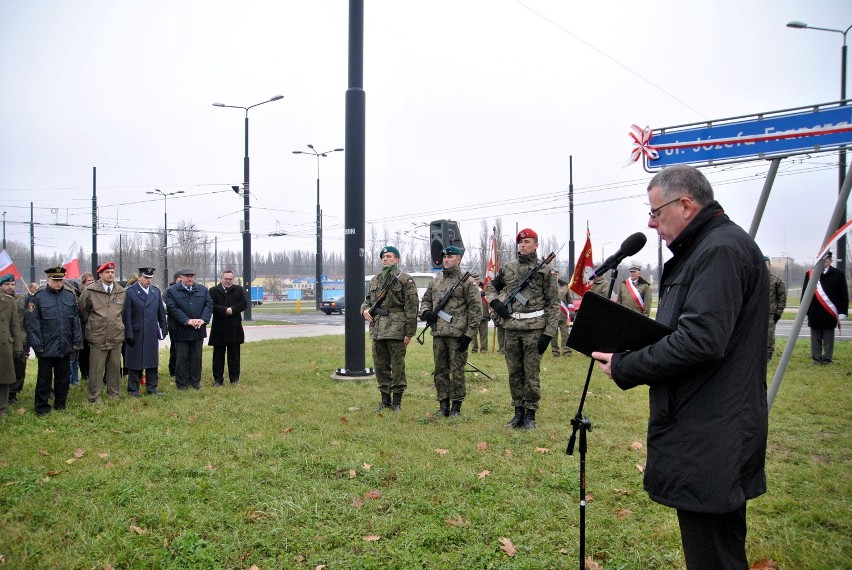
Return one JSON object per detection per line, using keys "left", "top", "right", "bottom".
{"left": 231, "top": 380, "right": 240, "bottom": 386}
{"left": 213, "top": 382, "right": 224, "bottom": 388}
{"left": 176, "top": 386, "right": 188, "bottom": 391}
{"left": 191, "top": 385, "right": 200, "bottom": 390}
{"left": 374, "top": 392, "right": 391, "bottom": 413}
{"left": 147, "top": 390, "right": 163, "bottom": 397}
{"left": 520, "top": 409, "right": 536, "bottom": 430}
{"left": 130, "top": 392, "right": 141, "bottom": 398}
{"left": 505, "top": 406, "right": 525, "bottom": 428}
{"left": 391, "top": 392, "right": 403, "bottom": 412}
{"left": 437, "top": 398, "right": 450, "bottom": 417}
{"left": 449, "top": 400, "right": 462, "bottom": 417}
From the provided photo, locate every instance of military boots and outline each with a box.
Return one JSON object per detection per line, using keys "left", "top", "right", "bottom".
{"left": 449, "top": 400, "right": 462, "bottom": 417}
{"left": 520, "top": 409, "right": 536, "bottom": 430}
{"left": 391, "top": 391, "right": 403, "bottom": 412}
{"left": 437, "top": 398, "right": 450, "bottom": 417}
{"left": 374, "top": 392, "right": 391, "bottom": 413}
{"left": 505, "top": 406, "right": 525, "bottom": 428}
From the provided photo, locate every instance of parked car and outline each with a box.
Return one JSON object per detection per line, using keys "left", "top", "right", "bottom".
{"left": 320, "top": 296, "right": 345, "bottom": 315}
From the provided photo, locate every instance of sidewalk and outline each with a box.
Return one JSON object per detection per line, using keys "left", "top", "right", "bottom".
{"left": 159, "top": 323, "right": 346, "bottom": 348}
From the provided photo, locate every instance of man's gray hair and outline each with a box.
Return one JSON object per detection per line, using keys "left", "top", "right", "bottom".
{"left": 648, "top": 165, "right": 714, "bottom": 207}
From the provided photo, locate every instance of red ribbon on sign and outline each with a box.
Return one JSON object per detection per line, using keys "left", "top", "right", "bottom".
{"left": 629, "top": 124, "right": 659, "bottom": 163}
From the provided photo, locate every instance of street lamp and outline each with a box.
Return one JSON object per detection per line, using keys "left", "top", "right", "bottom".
{"left": 787, "top": 20, "right": 852, "bottom": 276}
{"left": 146, "top": 189, "right": 184, "bottom": 289}
{"left": 212, "top": 94, "right": 284, "bottom": 321}
{"left": 292, "top": 145, "right": 344, "bottom": 309}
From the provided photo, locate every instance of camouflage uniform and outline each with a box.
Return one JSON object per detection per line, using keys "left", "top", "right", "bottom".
{"left": 591, "top": 275, "right": 610, "bottom": 297}
{"left": 767, "top": 272, "right": 786, "bottom": 360}
{"left": 485, "top": 252, "right": 559, "bottom": 413}
{"left": 9, "top": 292, "right": 30, "bottom": 403}
{"left": 550, "top": 282, "right": 572, "bottom": 356}
{"left": 420, "top": 267, "right": 481, "bottom": 404}
{"left": 361, "top": 268, "right": 418, "bottom": 399}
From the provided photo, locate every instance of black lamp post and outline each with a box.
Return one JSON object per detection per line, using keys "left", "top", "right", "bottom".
{"left": 292, "top": 145, "right": 344, "bottom": 309}
{"left": 212, "top": 95, "right": 284, "bottom": 320}
{"left": 787, "top": 20, "right": 852, "bottom": 276}
{"left": 146, "top": 188, "right": 184, "bottom": 289}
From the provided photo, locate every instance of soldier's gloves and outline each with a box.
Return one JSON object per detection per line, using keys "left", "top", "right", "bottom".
{"left": 490, "top": 300, "right": 511, "bottom": 319}
{"left": 773, "top": 313, "right": 781, "bottom": 323}
{"left": 420, "top": 310, "right": 438, "bottom": 325}
{"left": 14, "top": 351, "right": 23, "bottom": 361}
{"left": 125, "top": 337, "right": 135, "bottom": 347}
{"left": 536, "top": 334, "right": 552, "bottom": 355}
{"left": 458, "top": 335, "right": 472, "bottom": 352}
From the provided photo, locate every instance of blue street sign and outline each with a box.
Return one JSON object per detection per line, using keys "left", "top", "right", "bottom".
{"left": 641, "top": 101, "right": 852, "bottom": 170}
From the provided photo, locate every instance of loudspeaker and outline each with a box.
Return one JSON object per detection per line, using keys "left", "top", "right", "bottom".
{"left": 429, "top": 219, "right": 464, "bottom": 269}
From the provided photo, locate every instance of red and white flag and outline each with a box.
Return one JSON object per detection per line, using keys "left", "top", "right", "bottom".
{"left": 569, "top": 229, "right": 595, "bottom": 298}
{"left": 484, "top": 228, "right": 499, "bottom": 286}
{"left": 0, "top": 249, "right": 22, "bottom": 281}
{"left": 62, "top": 242, "right": 81, "bottom": 279}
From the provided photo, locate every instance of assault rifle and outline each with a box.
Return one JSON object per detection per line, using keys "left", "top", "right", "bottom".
{"left": 368, "top": 272, "right": 400, "bottom": 317}
{"left": 416, "top": 271, "right": 471, "bottom": 345}
{"left": 492, "top": 251, "right": 556, "bottom": 325}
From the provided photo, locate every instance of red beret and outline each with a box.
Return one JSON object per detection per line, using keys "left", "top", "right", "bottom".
{"left": 516, "top": 228, "right": 538, "bottom": 243}
{"left": 96, "top": 261, "right": 116, "bottom": 274}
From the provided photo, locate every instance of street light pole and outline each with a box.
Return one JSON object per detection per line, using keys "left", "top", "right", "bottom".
{"left": 292, "top": 145, "right": 344, "bottom": 309}
{"left": 146, "top": 189, "right": 184, "bottom": 289}
{"left": 213, "top": 95, "right": 284, "bottom": 321}
{"left": 787, "top": 21, "right": 852, "bottom": 276}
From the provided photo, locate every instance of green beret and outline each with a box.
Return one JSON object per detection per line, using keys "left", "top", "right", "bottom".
{"left": 441, "top": 245, "right": 463, "bottom": 256}
{"left": 0, "top": 273, "right": 14, "bottom": 285}
{"left": 380, "top": 246, "right": 400, "bottom": 258}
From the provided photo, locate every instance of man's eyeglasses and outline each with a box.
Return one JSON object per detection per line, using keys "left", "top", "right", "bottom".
{"left": 648, "top": 197, "right": 681, "bottom": 219}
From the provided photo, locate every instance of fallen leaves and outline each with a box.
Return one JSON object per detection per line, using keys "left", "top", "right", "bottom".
{"left": 363, "top": 489, "right": 382, "bottom": 500}
{"left": 636, "top": 463, "right": 645, "bottom": 474}
{"left": 585, "top": 556, "right": 603, "bottom": 569}
{"left": 445, "top": 516, "right": 467, "bottom": 527}
{"left": 39, "top": 449, "right": 50, "bottom": 456}
{"left": 73, "top": 448, "right": 85, "bottom": 458}
{"left": 477, "top": 470, "right": 490, "bottom": 479}
{"left": 476, "top": 441, "right": 488, "bottom": 451}
{"left": 349, "top": 469, "right": 357, "bottom": 479}
{"left": 629, "top": 441, "right": 644, "bottom": 451}
{"left": 362, "top": 535, "right": 380, "bottom": 542}
{"left": 129, "top": 525, "right": 146, "bottom": 535}
{"left": 750, "top": 560, "right": 778, "bottom": 570}
{"left": 498, "top": 537, "right": 517, "bottom": 557}
{"left": 615, "top": 508, "right": 633, "bottom": 519}
{"left": 339, "top": 416, "right": 348, "bottom": 424}
{"left": 434, "top": 448, "right": 449, "bottom": 456}
{"left": 279, "top": 427, "right": 293, "bottom": 434}
{"left": 535, "top": 447, "right": 550, "bottom": 454}
{"left": 361, "top": 463, "right": 372, "bottom": 470}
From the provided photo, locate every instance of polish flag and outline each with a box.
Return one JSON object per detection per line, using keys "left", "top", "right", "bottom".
{"left": 0, "top": 249, "right": 22, "bottom": 280}
{"left": 484, "top": 228, "right": 499, "bottom": 286}
{"left": 569, "top": 229, "right": 595, "bottom": 298}
{"left": 62, "top": 242, "right": 81, "bottom": 279}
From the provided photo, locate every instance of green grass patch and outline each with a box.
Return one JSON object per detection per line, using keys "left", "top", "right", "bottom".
{"left": 1, "top": 338, "right": 849, "bottom": 568}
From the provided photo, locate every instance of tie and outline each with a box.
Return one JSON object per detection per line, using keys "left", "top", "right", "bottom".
{"left": 107, "top": 286, "right": 112, "bottom": 294}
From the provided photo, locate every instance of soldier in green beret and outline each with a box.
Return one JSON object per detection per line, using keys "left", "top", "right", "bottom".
{"left": 0, "top": 274, "right": 25, "bottom": 416}
{"left": 361, "top": 246, "right": 419, "bottom": 412}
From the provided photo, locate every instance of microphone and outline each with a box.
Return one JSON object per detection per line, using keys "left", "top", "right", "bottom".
{"left": 591, "top": 232, "right": 647, "bottom": 278}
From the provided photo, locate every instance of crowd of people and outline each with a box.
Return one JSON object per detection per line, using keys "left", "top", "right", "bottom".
{"left": 0, "top": 266, "right": 246, "bottom": 417}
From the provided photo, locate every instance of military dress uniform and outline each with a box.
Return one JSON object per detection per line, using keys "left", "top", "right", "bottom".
{"left": 0, "top": 274, "right": 25, "bottom": 416}
{"left": 485, "top": 230, "right": 559, "bottom": 430}
{"left": 361, "top": 251, "right": 418, "bottom": 412}
{"left": 123, "top": 268, "right": 168, "bottom": 395}
{"left": 419, "top": 253, "right": 481, "bottom": 417}
{"left": 26, "top": 267, "right": 83, "bottom": 416}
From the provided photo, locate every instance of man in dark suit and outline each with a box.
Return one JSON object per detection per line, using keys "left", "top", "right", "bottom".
{"left": 164, "top": 269, "right": 213, "bottom": 390}
{"left": 208, "top": 270, "right": 247, "bottom": 386}
{"left": 802, "top": 250, "right": 849, "bottom": 365}
{"left": 123, "top": 267, "right": 168, "bottom": 396}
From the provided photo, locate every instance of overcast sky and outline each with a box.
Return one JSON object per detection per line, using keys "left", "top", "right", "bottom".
{"left": 1, "top": 0, "right": 851, "bottom": 274}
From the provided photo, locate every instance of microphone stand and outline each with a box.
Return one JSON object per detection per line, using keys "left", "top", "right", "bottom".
{"left": 565, "top": 267, "right": 619, "bottom": 570}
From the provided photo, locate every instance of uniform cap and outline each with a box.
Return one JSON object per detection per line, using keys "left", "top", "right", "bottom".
{"left": 824, "top": 250, "right": 833, "bottom": 259}
{"left": 178, "top": 268, "right": 196, "bottom": 276}
{"left": 96, "top": 261, "right": 116, "bottom": 274}
{"left": 516, "top": 228, "right": 538, "bottom": 243}
{"left": 629, "top": 265, "right": 641, "bottom": 272}
{"left": 138, "top": 267, "right": 156, "bottom": 277}
{"left": 45, "top": 266, "right": 67, "bottom": 280}
{"left": 379, "top": 246, "right": 400, "bottom": 258}
{"left": 441, "top": 245, "right": 463, "bottom": 256}
{"left": 0, "top": 273, "right": 14, "bottom": 285}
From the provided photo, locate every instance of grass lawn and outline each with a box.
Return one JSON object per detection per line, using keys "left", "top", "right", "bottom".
{"left": 0, "top": 337, "right": 849, "bottom": 569}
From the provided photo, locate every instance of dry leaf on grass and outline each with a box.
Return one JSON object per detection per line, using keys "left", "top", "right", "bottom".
{"left": 316, "top": 565, "right": 326, "bottom": 570}
{"left": 45, "top": 470, "right": 61, "bottom": 477}
{"left": 205, "top": 463, "right": 215, "bottom": 471}
{"left": 750, "top": 560, "right": 779, "bottom": 570}
{"left": 129, "top": 525, "right": 146, "bottom": 535}
{"left": 629, "top": 441, "right": 644, "bottom": 451}
{"left": 73, "top": 448, "right": 85, "bottom": 458}
{"left": 504, "top": 449, "right": 513, "bottom": 457}
{"left": 280, "top": 427, "right": 293, "bottom": 434}
{"left": 535, "top": 447, "right": 550, "bottom": 454}
{"left": 352, "top": 498, "right": 363, "bottom": 508}
{"left": 498, "top": 537, "right": 517, "bottom": 557}
{"left": 615, "top": 508, "right": 633, "bottom": 519}
{"left": 364, "top": 489, "right": 382, "bottom": 500}
{"left": 349, "top": 469, "right": 357, "bottom": 478}
{"left": 636, "top": 463, "right": 645, "bottom": 473}
{"left": 477, "top": 470, "right": 490, "bottom": 479}
{"left": 476, "top": 442, "right": 488, "bottom": 451}
{"left": 585, "top": 556, "right": 603, "bottom": 569}
{"left": 362, "top": 463, "right": 372, "bottom": 470}
{"left": 39, "top": 449, "right": 50, "bottom": 456}
{"left": 445, "top": 516, "right": 467, "bottom": 527}
{"left": 98, "top": 452, "right": 109, "bottom": 459}
{"left": 434, "top": 448, "right": 449, "bottom": 455}
{"left": 105, "top": 461, "right": 115, "bottom": 468}
{"left": 339, "top": 416, "right": 348, "bottom": 424}
{"left": 362, "top": 535, "right": 381, "bottom": 542}
{"left": 16, "top": 407, "right": 25, "bottom": 415}
{"left": 65, "top": 458, "right": 76, "bottom": 465}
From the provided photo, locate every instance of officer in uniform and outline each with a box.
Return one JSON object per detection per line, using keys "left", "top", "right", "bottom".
{"left": 617, "top": 264, "right": 653, "bottom": 315}
{"left": 0, "top": 274, "right": 24, "bottom": 416}
{"left": 419, "top": 246, "right": 481, "bottom": 417}
{"left": 486, "top": 228, "right": 559, "bottom": 430}
{"left": 25, "top": 267, "right": 83, "bottom": 416}
{"left": 549, "top": 276, "right": 572, "bottom": 356}
{"left": 766, "top": 257, "right": 786, "bottom": 361}
{"left": 361, "top": 246, "right": 418, "bottom": 413}
{"left": 123, "top": 267, "right": 168, "bottom": 395}
{"left": 2, "top": 275, "right": 29, "bottom": 405}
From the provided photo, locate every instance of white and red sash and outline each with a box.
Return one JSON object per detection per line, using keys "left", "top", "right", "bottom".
{"left": 808, "top": 269, "right": 839, "bottom": 327}
{"left": 625, "top": 278, "right": 644, "bottom": 312}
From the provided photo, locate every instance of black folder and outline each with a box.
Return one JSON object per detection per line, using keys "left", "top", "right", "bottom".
{"left": 567, "top": 292, "right": 673, "bottom": 357}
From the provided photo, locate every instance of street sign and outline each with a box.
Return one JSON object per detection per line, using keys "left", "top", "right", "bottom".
{"left": 637, "top": 101, "right": 852, "bottom": 170}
